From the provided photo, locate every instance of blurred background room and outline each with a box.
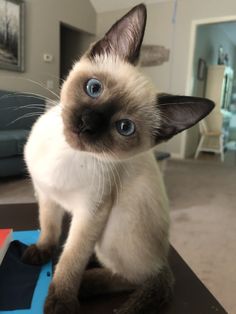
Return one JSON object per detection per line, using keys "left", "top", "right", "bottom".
{"left": 0, "top": 1, "right": 235, "bottom": 312}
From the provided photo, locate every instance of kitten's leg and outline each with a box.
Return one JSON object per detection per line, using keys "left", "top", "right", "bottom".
{"left": 44, "top": 202, "right": 111, "bottom": 314}
{"left": 79, "top": 268, "right": 137, "bottom": 299}
{"left": 22, "top": 194, "right": 64, "bottom": 265}
{"left": 115, "top": 264, "right": 174, "bottom": 314}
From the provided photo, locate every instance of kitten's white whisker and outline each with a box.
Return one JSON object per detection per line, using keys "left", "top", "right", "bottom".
{"left": 44, "top": 72, "right": 66, "bottom": 85}
{"left": 106, "top": 157, "right": 113, "bottom": 196}
{"left": 104, "top": 155, "right": 119, "bottom": 206}
{"left": 102, "top": 152, "right": 112, "bottom": 195}
{"left": 110, "top": 158, "right": 122, "bottom": 196}
{"left": 0, "top": 76, "right": 60, "bottom": 100}
{"left": 26, "top": 78, "right": 60, "bottom": 100}
{"left": 99, "top": 159, "right": 105, "bottom": 206}
{"left": 96, "top": 159, "right": 102, "bottom": 206}
{"left": 99, "top": 158, "right": 105, "bottom": 205}
{"left": 89, "top": 155, "right": 95, "bottom": 196}
{"left": 92, "top": 156, "right": 97, "bottom": 198}
{"left": 8, "top": 112, "right": 43, "bottom": 126}
{"left": 0, "top": 93, "right": 38, "bottom": 101}
{"left": 13, "top": 104, "right": 46, "bottom": 110}
{"left": 104, "top": 148, "right": 130, "bottom": 178}
{"left": 0, "top": 93, "right": 56, "bottom": 105}
{"left": 102, "top": 146, "right": 128, "bottom": 182}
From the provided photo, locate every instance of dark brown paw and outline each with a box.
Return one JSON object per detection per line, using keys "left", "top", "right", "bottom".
{"left": 44, "top": 283, "right": 80, "bottom": 314}
{"left": 21, "top": 244, "right": 53, "bottom": 265}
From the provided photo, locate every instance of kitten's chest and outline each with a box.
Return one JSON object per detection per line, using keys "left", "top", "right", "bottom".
{"left": 25, "top": 107, "right": 113, "bottom": 208}
{"left": 33, "top": 153, "right": 107, "bottom": 211}
{"left": 35, "top": 151, "right": 99, "bottom": 191}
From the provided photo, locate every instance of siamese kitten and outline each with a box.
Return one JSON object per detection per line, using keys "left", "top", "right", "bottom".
{"left": 22, "top": 4, "right": 214, "bottom": 314}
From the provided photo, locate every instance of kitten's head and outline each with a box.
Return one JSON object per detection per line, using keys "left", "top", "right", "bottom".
{"left": 61, "top": 4, "right": 214, "bottom": 160}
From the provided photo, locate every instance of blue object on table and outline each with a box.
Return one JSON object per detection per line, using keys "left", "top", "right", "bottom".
{"left": 0, "top": 230, "right": 52, "bottom": 314}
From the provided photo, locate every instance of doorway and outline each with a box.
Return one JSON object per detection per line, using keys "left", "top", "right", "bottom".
{"left": 184, "top": 17, "right": 236, "bottom": 165}
{"left": 60, "top": 23, "right": 95, "bottom": 83}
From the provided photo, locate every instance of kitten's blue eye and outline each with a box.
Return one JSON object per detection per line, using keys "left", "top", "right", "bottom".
{"left": 86, "top": 78, "right": 102, "bottom": 98}
{"left": 116, "top": 119, "right": 135, "bottom": 136}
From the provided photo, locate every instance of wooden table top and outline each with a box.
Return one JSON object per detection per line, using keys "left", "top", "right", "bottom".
{"left": 0, "top": 203, "right": 227, "bottom": 314}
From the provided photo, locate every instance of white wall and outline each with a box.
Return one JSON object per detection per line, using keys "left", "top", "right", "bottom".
{"left": 0, "top": 0, "right": 96, "bottom": 98}
{"left": 97, "top": 0, "right": 236, "bottom": 158}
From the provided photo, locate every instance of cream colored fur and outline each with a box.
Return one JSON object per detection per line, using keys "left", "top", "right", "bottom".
{"left": 24, "top": 56, "right": 170, "bottom": 292}
{"left": 23, "top": 5, "right": 215, "bottom": 312}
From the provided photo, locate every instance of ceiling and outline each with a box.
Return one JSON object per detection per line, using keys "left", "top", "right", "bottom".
{"left": 89, "top": 0, "right": 236, "bottom": 47}
{"left": 89, "top": 0, "right": 171, "bottom": 13}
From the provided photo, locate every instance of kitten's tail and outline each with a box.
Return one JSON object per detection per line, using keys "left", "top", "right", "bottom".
{"left": 116, "top": 264, "right": 174, "bottom": 314}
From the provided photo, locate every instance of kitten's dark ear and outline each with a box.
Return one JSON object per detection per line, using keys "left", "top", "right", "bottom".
{"left": 155, "top": 94, "right": 215, "bottom": 143}
{"left": 89, "top": 4, "right": 147, "bottom": 65}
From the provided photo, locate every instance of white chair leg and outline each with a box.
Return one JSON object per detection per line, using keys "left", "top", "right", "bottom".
{"left": 220, "top": 135, "right": 224, "bottom": 162}
{"left": 195, "top": 135, "right": 204, "bottom": 159}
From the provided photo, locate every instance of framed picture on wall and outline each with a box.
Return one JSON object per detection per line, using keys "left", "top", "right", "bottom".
{"left": 197, "top": 58, "right": 207, "bottom": 81}
{"left": 0, "top": 0, "right": 24, "bottom": 72}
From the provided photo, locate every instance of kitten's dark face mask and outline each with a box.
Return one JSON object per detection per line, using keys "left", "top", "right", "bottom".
{"left": 61, "top": 66, "right": 155, "bottom": 158}
{"left": 61, "top": 4, "right": 214, "bottom": 160}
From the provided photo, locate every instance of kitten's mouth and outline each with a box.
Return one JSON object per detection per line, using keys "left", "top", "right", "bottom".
{"left": 64, "top": 126, "right": 108, "bottom": 156}
{"left": 64, "top": 128, "right": 91, "bottom": 151}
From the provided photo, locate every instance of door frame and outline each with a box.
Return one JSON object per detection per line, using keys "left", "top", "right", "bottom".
{"left": 181, "top": 15, "right": 236, "bottom": 158}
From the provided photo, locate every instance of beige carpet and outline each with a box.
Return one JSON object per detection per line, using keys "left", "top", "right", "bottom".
{"left": 165, "top": 159, "right": 236, "bottom": 314}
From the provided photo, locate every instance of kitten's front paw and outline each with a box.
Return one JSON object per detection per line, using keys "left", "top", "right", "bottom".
{"left": 44, "top": 283, "right": 80, "bottom": 314}
{"left": 21, "top": 244, "right": 52, "bottom": 265}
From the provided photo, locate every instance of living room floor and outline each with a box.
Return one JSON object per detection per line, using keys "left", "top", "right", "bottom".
{"left": 0, "top": 158, "right": 235, "bottom": 313}
{"left": 0, "top": 176, "right": 35, "bottom": 204}
{"left": 165, "top": 159, "right": 236, "bottom": 314}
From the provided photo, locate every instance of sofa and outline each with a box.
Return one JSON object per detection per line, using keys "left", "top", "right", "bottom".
{"left": 0, "top": 90, "right": 45, "bottom": 177}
